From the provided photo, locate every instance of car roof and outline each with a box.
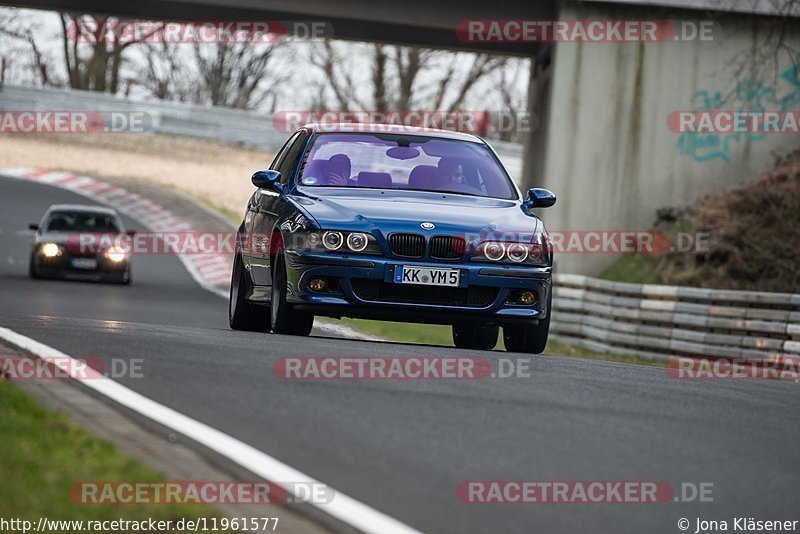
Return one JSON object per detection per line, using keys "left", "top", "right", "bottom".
{"left": 301, "top": 123, "right": 485, "bottom": 143}
{"left": 45, "top": 204, "right": 119, "bottom": 216}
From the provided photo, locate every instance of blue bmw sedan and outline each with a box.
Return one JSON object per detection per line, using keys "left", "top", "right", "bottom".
{"left": 229, "top": 123, "right": 556, "bottom": 353}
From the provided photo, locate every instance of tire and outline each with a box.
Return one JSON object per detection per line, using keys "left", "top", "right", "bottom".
{"left": 28, "top": 256, "right": 40, "bottom": 279}
{"left": 452, "top": 325, "right": 499, "bottom": 350}
{"left": 503, "top": 293, "right": 552, "bottom": 354}
{"left": 229, "top": 252, "right": 271, "bottom": 332}
{"left": 271, "top": 254, "right": 313, "bottom": 336}
{"left": 117, "top": 267, "right": 132, "bottom": 285}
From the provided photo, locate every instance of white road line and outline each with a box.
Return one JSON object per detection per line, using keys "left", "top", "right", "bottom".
{"left": 0, "top": 327, "right": 419, "bottom": 534}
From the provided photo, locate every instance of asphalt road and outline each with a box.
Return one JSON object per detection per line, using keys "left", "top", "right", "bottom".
{"left": 1, "top": 175, "right": 799, "bottom": 534}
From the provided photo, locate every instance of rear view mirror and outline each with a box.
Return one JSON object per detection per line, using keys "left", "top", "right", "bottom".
{"left": 387, "top": 146, "right": 420, "bottom": 160}
{"left": 252, "top": 170, "right": 282, "bottom": 192}
{"left": 28, "top": 223, "right": 39, "bottom": 231}
{"left": 524, "top": 188, "right": 557, "bottom": 209}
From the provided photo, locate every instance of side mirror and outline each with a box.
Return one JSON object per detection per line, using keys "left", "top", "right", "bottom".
{"left": 252, "top": 170, "right": 282, "bottom": 192}
{"left": 28, "top": 223, "right": 39, "bottom": 231}
{"left": 524, "top": 188, "right": 556, "bottom": 209}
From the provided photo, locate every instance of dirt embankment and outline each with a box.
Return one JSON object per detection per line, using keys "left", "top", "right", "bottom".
{"left": 0, "top": 133, "right": 272, "bottom": 216}
{"left": 647, "top": 150, "right": 800, "bottom": 292}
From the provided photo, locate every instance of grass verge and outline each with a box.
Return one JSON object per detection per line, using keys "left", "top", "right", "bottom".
{"left": 599, "top": 254, "right": 660, "bottom": 285}
{"left": 0, "top": 381, "right": 231, "bottom": 528}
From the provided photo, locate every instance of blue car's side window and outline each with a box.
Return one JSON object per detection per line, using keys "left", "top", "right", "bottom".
{"left": 277, "top": 132, "right": 308, "bottom": 184}
{"left": 269, "top": 132, "right": 300, "bottom": 173}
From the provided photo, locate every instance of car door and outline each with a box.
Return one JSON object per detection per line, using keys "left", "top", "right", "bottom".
{"left": 249, "top": 131, "right": 308, "bottom": 286}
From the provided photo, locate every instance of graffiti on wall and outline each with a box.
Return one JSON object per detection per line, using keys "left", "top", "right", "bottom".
{"left": 676, "top": 62, "right": 800, "bottom": 162}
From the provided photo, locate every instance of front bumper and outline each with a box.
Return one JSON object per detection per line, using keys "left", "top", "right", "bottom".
{"left": 283, "top": 251, "right": 551, "bottom": 326}
{"left": 32, "top": 251, "right": 130, "bottom": 281}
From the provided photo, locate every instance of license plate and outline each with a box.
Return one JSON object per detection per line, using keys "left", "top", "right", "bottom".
{"left": 71, "top": 258, "right": 97, "bottom": 270}
{"left": 394, "top": 265, "right": 460, "bottom": 286}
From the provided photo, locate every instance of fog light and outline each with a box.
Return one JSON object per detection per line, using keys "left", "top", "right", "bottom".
{"left": 519, "top": 291, "right": 536, "bottom": 305}
{"left": 41, "top": 243, "right": 60, "bottom": 258}
{"left": 309, "top": 278, "right": 327, "bottom": 291}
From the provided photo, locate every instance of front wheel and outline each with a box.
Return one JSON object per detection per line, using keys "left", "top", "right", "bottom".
{"left": 503, "top": 292, "right": 551, "bottom": 354}
{"left": 452, "top": 325, "right": 499, "bottom": 350}
{"left": 116, "top": 266, "right": 132, "bottom": 285}
{"left": 229, "top": 252, "right": 271, "bottom": 332}
{"left": 271, "top": 254, "right": 313, "bottom": 336}
{"left": 28, "top": 255, "right": 40, "bottom": 279}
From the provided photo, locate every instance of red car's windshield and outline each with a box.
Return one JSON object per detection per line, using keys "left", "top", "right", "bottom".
{"left": 298, "top": 133, "right": 517, "bottom": 200}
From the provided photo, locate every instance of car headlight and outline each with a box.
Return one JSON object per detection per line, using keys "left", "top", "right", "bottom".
{"left": 483, "top": 242, "right": 505, "bottom": 261}
{"left": 290, "top": 231, "right": 380, "bottom": 254}
{"left": 322, "top": 231, "right": 344, "bottom": 250}
{"left": 506, "top": 243, "right": 529, "bottom": 263}
{"left": 475, "top": 235, "right": 550, "bottom": 266}
{"left": 346, "top": 232, "right": 369, "bottom": 252}
{"left": 103, "top": 247, "right": 128, "bottom": 262}
{"left": 41, "top": 243, "right": 61, "bottom": 258}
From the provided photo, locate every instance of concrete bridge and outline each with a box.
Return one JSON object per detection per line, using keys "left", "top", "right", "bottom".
{"left": 9, "top": 0, "right": 800, "bottom": 273}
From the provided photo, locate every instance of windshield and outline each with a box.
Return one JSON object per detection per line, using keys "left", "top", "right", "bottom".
{"left": 45, "top": 211, "right": 120, "bottom": 232}
{"left": 298, "top": 133, "right": 517, "bottom": 199}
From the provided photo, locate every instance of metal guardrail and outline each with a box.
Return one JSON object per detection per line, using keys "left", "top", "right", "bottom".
{"left": 551, "top": 273, "right": 800, "bottom": 361}
{"left": 0, "top": 84, "right": 524, "bottom": 178}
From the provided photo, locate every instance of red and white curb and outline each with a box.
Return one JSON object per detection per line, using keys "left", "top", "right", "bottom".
{"left": 1, "top": 167, "right": 380, "bottom": 341}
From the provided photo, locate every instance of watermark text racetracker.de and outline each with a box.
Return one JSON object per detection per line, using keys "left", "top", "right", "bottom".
{"left": 272, "top": 110, "right": 539, "bottom": 136}
{"left": 668, "top": 110, "right": 800, "bottom": 134}
{"left": 274, "top": 356, "right": 543, "bottom": 380}
{"left": 457, "top": 480, "right": 713, "bottom": 503}
{"left": 668, "top": 356, "right": 800, "bottom": 382}
{"left": 0, "top": 111, "right": 153, "bottom": 134}
{"left": 0, "top": 355, "right": 143, "bottom": 380}
{"left": 71, "top": 481, "right": 333, "bottom": 505}
{"left": 68, "top": 18, "right": 331, "bottom": 44}
{"left": 456, "top": 19, "right": 716, "bottom": 42}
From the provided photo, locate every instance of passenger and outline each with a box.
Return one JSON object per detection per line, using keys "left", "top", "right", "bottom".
{"left": 433, "top": 157, "right": 466, "bottom": 187}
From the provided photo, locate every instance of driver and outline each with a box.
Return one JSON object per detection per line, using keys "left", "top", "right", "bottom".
{"left": 325, "top": 154, "right": 351, "bottom": 186}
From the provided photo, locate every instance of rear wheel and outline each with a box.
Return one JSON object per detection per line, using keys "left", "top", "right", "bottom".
{"left": 503, "top": 293, "right": 552, "bottom": 354}
{"left": 452, "top": 325, "right": 499, "bottom": 350}
{"left": 271, "top": 254, "right": 313, "bottom": 336}
{"left": 229, "top": 252, "right": 271, "bottom": 332}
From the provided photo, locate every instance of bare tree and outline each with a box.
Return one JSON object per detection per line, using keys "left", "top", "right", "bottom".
{"left": 309, "top": 40, "right": 367, "bottom": 111}
{"left": 59, "top": 14, "right": 159, "bottom": 93}
{"left": 0, "top": 10, "right": 63, "bottom": 87}
{"left": 191, "top": 41, "right": 286, "bottom": 110}
{"left": 706, "top": 0, "right": 800, "bottom": 104}
{"left": 309, "top": 40, "right": 509, "bottom": 115}
{"left": 133, "top": 42, "right": 196, "bottom": 101}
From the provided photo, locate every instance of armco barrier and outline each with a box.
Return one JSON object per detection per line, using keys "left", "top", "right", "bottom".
{"left": 0, "top": 84, "right": 524, "bottom": 178}
{"left": 551, "top": 273, "right": 800, "bottom": 361}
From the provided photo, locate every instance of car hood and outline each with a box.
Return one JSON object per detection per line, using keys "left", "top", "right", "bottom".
{"left": 35, "top": 231, "right": 123, "bottom": 247}
{"left": 36, "top": 231, "right": 78, "bottom": 245}
{"left": 293, "top": 189, "right": 543, "bottom": 238}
